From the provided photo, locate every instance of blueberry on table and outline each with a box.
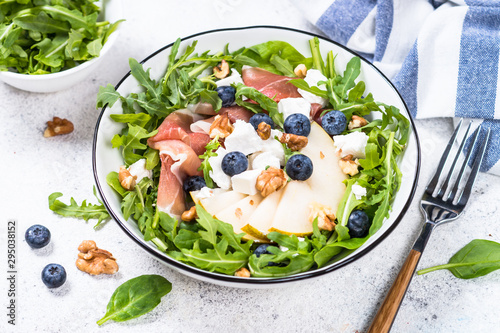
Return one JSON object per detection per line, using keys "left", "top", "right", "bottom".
{"left": 25, "top": 224, "right": 51, "bottom": 249}
{"left": 321, "top": 110, "right": 347, "bottom": 135}
{"left": 183, "top": 176, "right": 206, "bottom": 193}
{"left": 221, "top": 151, "right": 248, "bottom": 176}
{"left": 286, "top": 154, "right": 313, "bottom": 181}
{"left": 41, "top": 264, "right": 66, "bottom": 288}
{"left": 249, "top": 113, "right": 275, "bottom": 130}
{"left": 347, "top": 210, "right": 371, "bottom": 238}
{"left": 284, "top": 113, "right": 311, "bottom": 136}
{"left": 216, "top": 86, "right": 236, "bottom": 107}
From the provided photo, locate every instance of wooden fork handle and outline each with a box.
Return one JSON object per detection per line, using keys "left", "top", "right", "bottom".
{"left": 367, "top": 249, "right": 422, "bottom": 333}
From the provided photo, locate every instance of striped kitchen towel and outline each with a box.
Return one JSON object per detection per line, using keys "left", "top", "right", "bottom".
{"left": 293, "top": 0, "right": 500, "bottom": 176}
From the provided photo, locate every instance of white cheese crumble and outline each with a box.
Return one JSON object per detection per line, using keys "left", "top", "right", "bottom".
{"left": 277, "top": 97, "right": 311, "bottom": 120}
{"left": 352, "top": 184, "right": 367, "bottom": 200}
{"left": 216, "top": 68, "right": 244, "bottom": 87}
{"left": 128, "top": 159, "right": 152, "bottom": 182}
{"left": 260, "top": 134, "right": 286, "bottom": 166}
{"left": 224, "top": 120, "right": 263, "bottom": 155}
{"left": 208, "top": 147, "right": 231, "bottom": 190}
{"left": 333, "top": 131, "right": 369, "bottom": 159}
{"left": 297, "top": 69, "right": 329, "bottom": 107}
{"left": 231, "top": 169, "right": 262, "bottom": 195}
{"left": 250, "top": 151, "right": 281, "bottom": 170}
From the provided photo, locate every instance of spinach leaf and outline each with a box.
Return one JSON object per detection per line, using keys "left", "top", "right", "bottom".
{"left": 97, "top": 275, "right": 172, "bottom": 325}
{"left": 417, "top": 239, "right": 500, "bottom": 279}
{"left": 48, "top": 186, "right": 109, "bottom": 229}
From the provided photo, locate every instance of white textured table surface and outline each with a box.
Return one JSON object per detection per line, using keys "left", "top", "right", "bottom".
{"left": 1, "top": 1, "right": 499, "bottom": 332}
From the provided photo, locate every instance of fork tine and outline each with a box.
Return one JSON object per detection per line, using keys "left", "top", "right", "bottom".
{"left": 446, "top": 126, "right": 481, "bottom": 202}
{"left": 456, "top": 127, "right": 490, "bottom": 207}
{"left": 436, "top": 121, "right": 472, "bottom": 199}
{"left": 425, "top": 118, "right": 463, "bottom": 195}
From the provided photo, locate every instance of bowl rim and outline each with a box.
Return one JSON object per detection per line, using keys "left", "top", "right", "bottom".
{"left": 92, "top": 25, "right": 421, "bottom": 286}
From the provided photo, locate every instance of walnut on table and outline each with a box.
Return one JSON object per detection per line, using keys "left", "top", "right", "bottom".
{"left": 279, "top": 133, "right": 308, "bottom": 151}
{"left": 76, "top": 240, "right": 118, "bottom": 275}
{"left": 43, "top": 116, "right": 74, "bottom": 137}
{"left": 256, "top": 167, "right": 287, "bottom": 197}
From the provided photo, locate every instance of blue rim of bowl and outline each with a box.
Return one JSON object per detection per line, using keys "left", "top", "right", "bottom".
{"left": 92, "top": 25, "right": 421, "bottom": 286}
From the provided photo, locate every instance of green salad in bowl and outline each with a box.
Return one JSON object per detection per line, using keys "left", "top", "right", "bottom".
{"left": 93, "top": 27, "right": 419, "bottom": 286}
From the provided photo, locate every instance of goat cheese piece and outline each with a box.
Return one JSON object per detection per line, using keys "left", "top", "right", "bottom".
{"left": 195, "top": 187, "right": 215, "bottom": 200}
{"left": 231, "top": 169, "right": 262, "bottom": 195}
{"left": 352, "top": 184, "right": 367, "bottom": 200}
{"left": 277, "top": 97, "right": 312, "bottom": 120}
{"left": 250, "top": 151, "right": 281, "bottom": 170}
{"left": 224, "top": 120, "right": 263, "bottom": 155}
{"left": 208, "top": 147, "right": 232, "bottom": 190}
{"left": 260, "top": 133, "right": 286, "bottom": 166}
{"left": 128, "top": 159, "right": 152, "bottom": 182}
{"left": 297, "top": 69, "right": 329, "bottom": 107}
{"left": 333, "top": 131, "right": 369, "bottom": 159}
{"left": 216, "top": 68, "right": 244, "bottom": 87}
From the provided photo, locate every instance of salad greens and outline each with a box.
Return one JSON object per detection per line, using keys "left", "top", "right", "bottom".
{"left": 48, "top": 186, "right": 109, "bottom": 229}
{"left": 96, "top": 37, "right": 409, "bottom": 277}
{"left": 418, "top": 239, "right": 500, "bottom": 279}
{"left": 0, "top": 0, "right": 122, "bottom": 74}
{"left": 97, "top": 274, "right": 172, "bottom": 325}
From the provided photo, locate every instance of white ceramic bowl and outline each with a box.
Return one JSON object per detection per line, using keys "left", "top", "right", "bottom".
{"left": 93, "top": 26, "right": 421, "bottom": 288}
{"left": 0, "top": 0, "right": 122, "bottom": 93}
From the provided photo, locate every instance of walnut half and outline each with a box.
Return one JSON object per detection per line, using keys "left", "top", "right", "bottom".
{"left": 213, "top": 59, "right": 230, "bottom": 79}
{"left": 256, "top": 167, "right": 287, "bottom": 197}
{"left": 309, "top": 202, "right": 336, "bottom": 231}
{"left": 338, "top": 154, "right": 360, "bottom": 176}
{"left": 257, "top": 122, "right": 271, "bottom": 140}
{"left": 209, "top": 113, "right": 233, "bottom": 138}
{"left": 44, "top": 116, "right": 74, "bottom": 137}
{"left": 348, "top": 115, "right": 368, "bottom": 130}
{"left": 279, "top": 133, "right": 308, "bottom": 151}
{"left": 76, "top": 240, "right": 118, "bottom": 275}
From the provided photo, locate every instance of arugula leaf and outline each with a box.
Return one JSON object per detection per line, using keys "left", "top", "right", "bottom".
{"left": 105, "top": 171, "right": 127, "bottom": 197}
{"left": 48, "top": 187, "right": 109, "bottom": 229}
{"left": 417, "top": 239, "right": 500, "bottom": 279}
{"left": 110, "top": 123, "right": 158, "bottom": 166}
{"left": 96, "top": 84, "right": 121, "bottom": 108}
{"left": 110, "top": 113, "right": 151, "bottom": 127}
{"left": 97, "top": 275, "right": 172, "bottom": 325}
{"left": 198, "top": 137, "right": 220, "bottom": 188}
{"left": 234, "top": 83, "right": 284, "bottom": 127}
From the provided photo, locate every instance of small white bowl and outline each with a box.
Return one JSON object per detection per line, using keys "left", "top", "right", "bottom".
{"left": 0, "top": 0, "right": 122, "bottom": 93}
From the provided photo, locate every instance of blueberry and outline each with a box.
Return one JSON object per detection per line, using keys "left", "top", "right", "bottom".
{"left": 41, "top": 264, "right": 66, "bottom": 288}
{"left": 249, "top": 113, "right": 275, "bottom": 130}
{"left": 253, "top": 244, "right": 279, "bottom": 266}
{"left": 284, "top": 113, "right": 311, "bottom": 136}
{"left": 25, "top": 224, "right": 51, "bottom": 249}
{"left": 321, "top": 110, "right": 347, "bottom": 135}
{"left": 347, "top": 210, "right": 371, "bottom": 238}
{"left": 286, "top": 154, "right": 313, "bottom": 181}
{"left": 183, "top": 176, "right": 206, "bottom": 193}
{"left": 221, "top": 151, "right": 248, "bottom": 176}
{"left": 216, "top": 86, "right": 236, "bottom": 107}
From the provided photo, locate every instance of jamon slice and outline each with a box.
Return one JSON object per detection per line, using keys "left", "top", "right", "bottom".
{"left": 156, "top": 154, "right": 185, "bottom": 217}
{"left": 242, "top": 67, "right": 302, "bottom": 102}
{"left": 150, "top": 139, "right": 202, "bottom": 217}
{"left": 148, "top": 110, "right": 211, "bottom": 156}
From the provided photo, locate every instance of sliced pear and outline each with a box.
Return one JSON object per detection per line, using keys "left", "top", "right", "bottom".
{"left": 243, "top": 188, "right": 285, "bottom": 240}
{"left": 199, "top": 190, "right": 247, "bottom": 216}
{"left": 215, "top": 194, "right": 263, "bottom": 241}
{"left": 268, "top": 181, "right": 315, "bottom": 236}
{"left": 190, "top": 188, "right": 229, "bottom": 206}
{"left": 302, "top": 122, "right": 347, "bottom": 214}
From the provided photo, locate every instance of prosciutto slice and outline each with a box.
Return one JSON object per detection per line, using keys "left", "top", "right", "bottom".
{"left": 242, "top": 67, "right": 302, "bottom": 102}
{"left": 149, "top": 139, "right": 202, "bottom": 217}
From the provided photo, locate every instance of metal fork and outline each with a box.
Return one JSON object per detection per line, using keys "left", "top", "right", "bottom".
{"left": 367, "top": 119, "right": 491, "bottom": 333}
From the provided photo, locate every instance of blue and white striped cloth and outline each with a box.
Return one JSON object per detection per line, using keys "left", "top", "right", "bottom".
{"left": 293, "top": 0, "right": 500, "bottom": 176}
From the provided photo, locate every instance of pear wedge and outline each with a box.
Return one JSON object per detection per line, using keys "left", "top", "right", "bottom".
{"left": 199, "top": 190, "right": 247, "bottom": 216}
{"left": 242, "top": 188, "right": 285, "bottom": 240}
{"left": 215, "top": 194, "right": 263, "bottom": 241}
